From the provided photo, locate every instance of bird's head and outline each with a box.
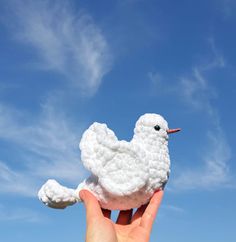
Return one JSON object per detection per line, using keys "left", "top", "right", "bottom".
{"left": 133, "top": 113, "right": 180, "bottom": 142}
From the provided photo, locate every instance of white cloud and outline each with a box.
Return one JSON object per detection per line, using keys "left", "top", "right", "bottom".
{"left": 163, "top": 204, "right": 185, "bottom": 213}
{"left": 207, "top": 38, "right": 225, "bottom": 69}
{"left": 148, "top": 72, "right": 165, "bottom": 95}
{"left": 172, "top": 130, "right": 232, "bottom": 190}
{"left": 0, "top": 102, "right": 87, "bottom": 197}
{"left": 5, "top": 0, "right": 112, "bottom": 95}
{"left": 180, "top": 38, "right": 225, "bottom": 114}
{"left": 0, "top": 204, "right": 45, "bottom": 222}
{"left": 0, "top": 161, "right": 36, "bottom": 196}
{"left": 180, "top": 67, "right": 216, "bottom": 114}
{"left": 179, "top": 53, "right": 222, "bottom": 122}
{"left": 173, "top": 50, "right": 232, "bottom": 191}
{"left": 217, "top": 0, "right": 236, "bottom": 18}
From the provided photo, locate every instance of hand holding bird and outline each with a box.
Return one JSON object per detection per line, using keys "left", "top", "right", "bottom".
{"left": 80, "top": 189, "right": 164, "bottom": 242}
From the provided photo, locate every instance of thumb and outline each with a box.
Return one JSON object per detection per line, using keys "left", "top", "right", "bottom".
{"left": 80, "top": 190, "right": 103, "bottom": 222}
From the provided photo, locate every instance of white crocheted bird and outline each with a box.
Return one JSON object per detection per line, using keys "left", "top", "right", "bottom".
{"left": 38, "top": 113, "right": 180, "bottom": 210}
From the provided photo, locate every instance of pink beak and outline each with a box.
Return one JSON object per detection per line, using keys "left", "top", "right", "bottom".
{"left": 167, "top": 128, "right": 181, "bottom": 134}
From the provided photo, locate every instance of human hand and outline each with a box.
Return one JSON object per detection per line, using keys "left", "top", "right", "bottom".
{"left": 79, "top": 190, "right": 164, "bottom": 242}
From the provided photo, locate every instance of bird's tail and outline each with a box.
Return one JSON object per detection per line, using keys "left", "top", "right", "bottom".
{"left": 38, "top": 179, "right": 83, "bottom": 209}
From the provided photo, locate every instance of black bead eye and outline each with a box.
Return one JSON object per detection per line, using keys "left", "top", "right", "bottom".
{"left": 154, "top": 125, "right": 161, "bottom": 131}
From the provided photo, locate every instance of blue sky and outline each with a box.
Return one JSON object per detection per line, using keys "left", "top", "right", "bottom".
{"left": 0, "top": 0, "right": 236, "bottom": 241}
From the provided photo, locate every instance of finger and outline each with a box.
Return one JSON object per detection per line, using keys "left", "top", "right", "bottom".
{"left": 79, "top": 190, "right": 103, "bottom": 222}
{"left": 131, "top": 204, "right": 148, "bottom": 225}
{"left": 102, "top": 209, "right": 111, "bottom": 219}
{"left": 140, "top": 190, "right": 164, "bottom": 232}
{"left": 116, "top": 209, "right": 133, "bottom": 225}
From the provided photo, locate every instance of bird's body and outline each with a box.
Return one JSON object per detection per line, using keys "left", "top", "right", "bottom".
{"left": 38, "top": 113, "right": 179, "bottom": 210}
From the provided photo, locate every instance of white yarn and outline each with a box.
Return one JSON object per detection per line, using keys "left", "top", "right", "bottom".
{"left": 38, "top": 113, "right": 171, "bottom": 210}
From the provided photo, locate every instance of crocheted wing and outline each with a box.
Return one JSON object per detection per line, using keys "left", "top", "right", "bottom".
{"left": 79, "top": 122, "right": 149, "bottom": 196}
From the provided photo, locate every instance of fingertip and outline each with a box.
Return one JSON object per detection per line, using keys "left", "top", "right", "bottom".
{"left": 140, "top": 190, "right": 164, "bottom": 231}
{"left": 154, "top": 189, "right": 164, "bottom": 194}
{"left": 79, "top": 190, "right": 96, "bottom": 204}
{"left": 80, "top": 190, "right": 103, "bottom": 219}
{"left": 79, "top": 190, "right": 100, "bottom": 207}
{"left": 153, "top": 190, "right": 164, "bottom": 200}
{"left": 79, "top": 190, "right": 87, "bottom": 201}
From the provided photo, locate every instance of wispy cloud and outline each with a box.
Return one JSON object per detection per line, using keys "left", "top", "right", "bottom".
{"left": 0, "top": 204, "right": 45, "bottom": 222}
{"left": 4, "top": 0, "right": 112, "bottom": 95}
{"left": 180, "top": 39, "right": 225, "bottom": 114}
{"left": 217, "top": 0, "right": 236, "bottom": 18}
{"left": 172, "top": 44, "right": 232, "bottom": 190}
{"left": 162, "top": 204, "right": 185, "bottom": 213}
{"left": 207, "top": 38, "right": 225, "bottom": 69}
{"left": 148, "top": 72, "right": 167, "bottom": 96}
{"left": 180, "top": 67, "right": 217, "bottom": 114}
{"left": 172, "top": 130, "right": 232, "bottom": 190}
{"left": 0, "top": 0, "right": 106, "bottom": 198}
{"left": 179, "top": 44, "right": 224, "bottom": 124}
{"left": 0, "top": 161, "right": 36, "bottom": 196}
{"left": 0, "top": 102, "right": 86, "bottom": 197}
